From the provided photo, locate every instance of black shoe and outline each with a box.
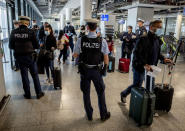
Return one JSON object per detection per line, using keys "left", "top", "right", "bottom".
{"left": 121, "top": 96, "right": 127, "bottom": 105}
{"left": 101, "top": 112, "right": 111, "bottom": 121}
{"left": 86, "top": 115, "right": 93, "bottom": 121}
{"left": 23, "top": 94, "right": 31, "bottom": 99}
{"left": 36, "top": 92, "right": 45, "bottom": 99}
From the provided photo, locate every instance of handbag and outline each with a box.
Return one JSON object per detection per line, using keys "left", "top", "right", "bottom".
{"left": 45, "top": 50, "right": 54, "bottom": 60}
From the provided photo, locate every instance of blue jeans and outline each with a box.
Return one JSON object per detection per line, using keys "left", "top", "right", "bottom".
{"left": 45, "top": 60, "right": 54, "bottom": 79}
{"left": 16, "top": 55, "right": 42, "bottom": 96}
{"left": 121, "top": 68, "right": 145, "bottom": 97}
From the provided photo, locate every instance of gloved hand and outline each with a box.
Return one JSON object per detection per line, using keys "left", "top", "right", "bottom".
{"left": 101, "top": 64, "right": 107, "bottom": 77}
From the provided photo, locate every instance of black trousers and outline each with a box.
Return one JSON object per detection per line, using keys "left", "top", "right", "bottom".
{"left": 16, "top": 55, "right": 42, "bottom": 96}
{"left": 80, "top": 68, "right": 108, "bottom": 118}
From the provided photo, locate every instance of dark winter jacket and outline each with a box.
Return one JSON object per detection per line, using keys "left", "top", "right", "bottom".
{"left": 132, "top": 31, "right": 165, "bottom": 73}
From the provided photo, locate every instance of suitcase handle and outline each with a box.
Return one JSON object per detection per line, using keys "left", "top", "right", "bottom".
{"left": 161, "top": 64, "right": 174, "bottom": 89}
{"left": 145, "top": 69, "right": 153, "bottom": 93}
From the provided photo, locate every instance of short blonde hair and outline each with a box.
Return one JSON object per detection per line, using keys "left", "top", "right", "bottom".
{"left": 19, "top": 20, "right": 30, "bottom": 26}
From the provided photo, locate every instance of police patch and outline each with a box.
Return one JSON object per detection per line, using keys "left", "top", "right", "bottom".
{"left": 83, "top": 42, "right": 100, "bottom": 48}
{"left": 14, "top": 33, "right": 29, "bottom": 38}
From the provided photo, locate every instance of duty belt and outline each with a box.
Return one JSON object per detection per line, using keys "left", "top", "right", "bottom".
{"left": 84, "top": 64, "right": 102, "bottom": 69}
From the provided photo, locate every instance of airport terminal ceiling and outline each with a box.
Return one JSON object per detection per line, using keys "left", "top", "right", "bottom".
{"left": 30, "top": 0, "right": 185, "bottom": 19}
{"left": 32, "top": 0, "right": 68, "bottom": 18}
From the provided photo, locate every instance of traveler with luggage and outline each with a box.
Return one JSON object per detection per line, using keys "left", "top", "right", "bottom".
{"left": 41, "top": 24, "right": 57, "bottom": 84}
{"left": 57, "top": 30, "right": 69, "bottom": 64}
{"left": 9, "top": 16, "right": 44, "bottom": 99}
{"left": 120, "top": 20, "right": 172, "bottom": 105}
{"left": 106, "top": 35, "right": 115, "bottom": 72}
{"left": 38, "top": 22, "right": 49, "bottom": 45}
{"left": 120, "top": 26, "right": 135, "bottom": 59}
{"left": 63, "top": 21, "right": 76, "bottom": 61}
{"left": 73, "top": 19, "right": 111, "bottom": 121}
{"left": 106, "top": 35, "right": 115, "bottom": 56}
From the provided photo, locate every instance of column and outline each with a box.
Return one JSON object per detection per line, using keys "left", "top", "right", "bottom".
{"left": 17, "top": 0, "right": 21, "bottom": 16}
{"left": 175, "top": 13, "right": 182, "bottom": 40}
{"left": 14, "top": 0, "right": 18, "bottom": 20}
{"left": 21, "top": 0, "right": 24, "bottom": 15}
{"left": 60, "top": 14, "right": 65, "bottom": 29}
{"left": 66, "top": 8, "right": 72, "bottom": 22}
{"left": 25, "top": 1, "right": 28, "bottom": 16}
{"left": 80, "top": 0, "right": 92, "bottom": 25}
{"left": 127, "top": 6, "right": 154, "bottom": 32}
{"left": 0, "top": 42, "right": 6, "bottom": 102}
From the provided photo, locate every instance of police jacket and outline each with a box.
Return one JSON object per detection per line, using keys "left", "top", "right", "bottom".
{"left": 136, "top": 26, "right": 147, "bottom": 39}
{"left": 79, "top": 35, "right": 103, "bottom": 65}
{"left": 133, "top": 31, "right": 165, "bottom": 73}
{"left": 9, "top": 25, "right": 39, "bottom": 56}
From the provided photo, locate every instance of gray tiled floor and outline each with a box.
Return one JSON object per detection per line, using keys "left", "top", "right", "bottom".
{"left": 1, "top": 42, "right": 185, "bottom": 131}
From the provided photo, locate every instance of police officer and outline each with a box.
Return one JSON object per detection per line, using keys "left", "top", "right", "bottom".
{"left": 135, "top": 18, "right": 147, "bottom": 39}
{"left": 9, "top": 16, "right": 44, "bottom": 99}
{"left": 73, "top": 19, "right": 111, "bottom": 121}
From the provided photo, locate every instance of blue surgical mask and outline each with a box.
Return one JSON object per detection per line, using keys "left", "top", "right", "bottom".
{"left": 155, "top": 28, "right": 162, "bottom": 36}
{"left": 45, "top": 31, "right": 50, "bottom": 36}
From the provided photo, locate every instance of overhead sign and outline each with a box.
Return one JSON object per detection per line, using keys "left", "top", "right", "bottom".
{"left": 101, "top": 15, "right": 109, "bottom": 21}
{"left": 183, "top": 7, "right": 185, "bottom": 16}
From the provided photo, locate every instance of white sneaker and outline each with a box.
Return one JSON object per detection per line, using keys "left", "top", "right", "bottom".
{"left": 45, "top": 79, "right": 50, "bottom": 84}
{"left": 154, "top": 112, "right": 159, "bottom": 117}
{"left": 50, "top": 79, "right": 54, "bottom": 84}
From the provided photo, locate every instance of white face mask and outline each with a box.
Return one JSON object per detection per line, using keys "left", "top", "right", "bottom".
{"left": 45, "top": 31, "right": 50, "bottom": 36}
{"left": 155, "top": 28, "right": 162, "bottom": 36}
{"left": 14, "top": 25, "right": 19, "bottom": 29}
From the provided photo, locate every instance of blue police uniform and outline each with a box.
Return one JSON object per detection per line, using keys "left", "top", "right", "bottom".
{"left": 136, "top": 26, "right": 147, "bottom": 39}
{"left": 74, "top": 31, "right": 110, "bottom": 120}
{"left": 9, "top": 20, "right": 44, "bottom": 99}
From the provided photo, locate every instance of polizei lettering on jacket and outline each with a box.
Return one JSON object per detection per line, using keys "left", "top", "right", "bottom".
{"left": 82, "top": 42, "right": 100, "bottom": 48}
{"left": 14, "top": 33, "right": 29, "bottom": 38}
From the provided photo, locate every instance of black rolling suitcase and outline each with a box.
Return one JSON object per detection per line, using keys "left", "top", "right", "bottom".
{"left": 154, "top": 39, "right": 183, "bottom": 112}
{"left": 53, "top": 67, "right": 62, "bottom": 90}
{"left": 107, "top": 55, "right": 115, "bottom": 72}
{"left": 129, "top": 70, "right": 156, "bottom": 126}
{"left": 154, "top": 65, "right": 174, "bottom": 112}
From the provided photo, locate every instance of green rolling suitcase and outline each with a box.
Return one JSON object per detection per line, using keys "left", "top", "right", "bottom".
{"left": 129, "top": 71, "right": 156, "bottom": 126}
